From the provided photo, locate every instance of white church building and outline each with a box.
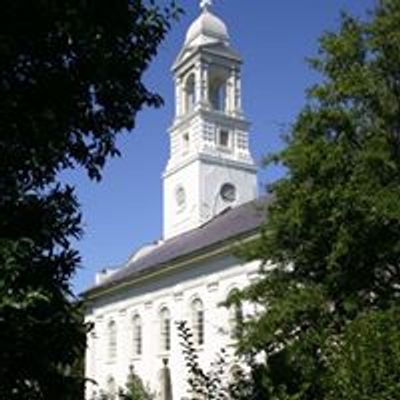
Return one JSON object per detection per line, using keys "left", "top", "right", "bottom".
{"left": 84, "top": 2, "right": 266, "bottom": 398}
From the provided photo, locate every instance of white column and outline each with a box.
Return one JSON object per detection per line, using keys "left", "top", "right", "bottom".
{"left": 175, "top": 77, "right": 183, "bottom": 118}
{"left": 92, "top": 315, "right": 104, "bottom": 398}
{"left": 201, "top": 63, "right": 210, "bottom": 107}
{"left": 118, "top": 308, "right": 129, "bottom": 387}
{"left": 234, "top": 68, "right": 243, "bottom": 116}
{"left": 85, "top": 318, "right": 96, "bottom": 400}
{"left": 195, "top": 62, "right": 202, "bottom": 108}
{"left": 228, "top": 68, "right": 236, "bottom": 114}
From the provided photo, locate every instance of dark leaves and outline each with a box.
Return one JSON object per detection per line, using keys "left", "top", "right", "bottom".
{"left": 236, "top": 0, "right": 400, "bottom": 398}
{"left": 0, "top": 1, "right": 180, "bottom": 398}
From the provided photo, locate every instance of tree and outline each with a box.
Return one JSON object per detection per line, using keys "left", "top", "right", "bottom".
{"left": 93, "top": 367, "right": 154, "bottom": 400}
{"left": 119, "top": 366, "right": 154, "bottom": 400}
{"left": 177, "top": 320, "right": 259, "bottom": 400}
{"left": 177, "top": 320, "right": 231, "bottom": 400}
{"left": 0, "top": 1, "right": 179, "bottom": 398}
{"left": 324, "top": 309, "right": 400, "bottom": 400}
{"left": 236, "top": 0, "right": 400, "bottom": 398}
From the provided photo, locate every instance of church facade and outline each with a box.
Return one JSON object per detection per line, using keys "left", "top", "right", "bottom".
{"left": 84, "top": 3, "right": 265, "bottom": 399}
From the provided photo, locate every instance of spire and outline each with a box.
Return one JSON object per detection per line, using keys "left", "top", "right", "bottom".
{"left": 200, "top": 0, "right": 213, "bottom": 12}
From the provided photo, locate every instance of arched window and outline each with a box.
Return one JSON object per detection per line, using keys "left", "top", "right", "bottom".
{"left": 209, "top": 79, "right": 226, "bottom": 111}
{"left": 132, "top": 314, "right": 142, "bottom": 357}
{"left": 228, "top": 289, "right": 244, "bottom": 340}
{"left": 185, "top": 74, "right": 196, "bottom": 113}
{"left": 108, "top": 320, "right": 117, "bottom": 360}
{"left": 191, "top": 298, "right": 204, "bottom": 346}
{"left": 107, "top": 376, "right": 117, "bottom": 399}
{"left": 160, "top": 307, "right": 171, "bottom": 352}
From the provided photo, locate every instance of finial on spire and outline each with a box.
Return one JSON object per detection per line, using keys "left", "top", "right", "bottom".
{"left": 200, "top": 0, "right": 213, "bottom": 12}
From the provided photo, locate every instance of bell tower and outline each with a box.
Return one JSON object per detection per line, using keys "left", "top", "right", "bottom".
{"left": 163, "top": 1, "right": 257, "bottom": 240}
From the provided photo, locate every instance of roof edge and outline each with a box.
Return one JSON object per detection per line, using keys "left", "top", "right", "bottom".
{"left": 82, "top": 228, "right": 261, "bottom": 301}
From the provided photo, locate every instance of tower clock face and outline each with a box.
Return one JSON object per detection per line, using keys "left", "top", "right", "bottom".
{"left": 220, "top": 183, "right": 236, "bottom": 203}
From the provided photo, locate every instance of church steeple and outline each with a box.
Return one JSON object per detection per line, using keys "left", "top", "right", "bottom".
{"left": 163, "top": 5, "right": 257, "bottom": 240}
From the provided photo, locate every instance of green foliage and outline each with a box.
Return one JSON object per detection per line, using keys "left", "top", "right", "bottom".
{"left": 0, "top": 187, "right": 88, "bottom": 400}
{"left": 324, "top": 308, "right": 400, "bottom": 400}
{"left": 0, "top": 1, "right": 179, "bottom": 399}
{"left": 0, "top": 0, "right": 180, "bottom": 185}
{"left": 177, "top": 320, "right": 229, "bottom": 399}
{"left": 119, "top": 367, "right": 154, "bottom": 400}
{"left": 176, "top": 320, "right": 254, "bottom": 400}
{"left": 94, "top": 369, "right": 154, "bottom": 400}
{"left": 236, "top": 0, "right": 400, "bottom": 399}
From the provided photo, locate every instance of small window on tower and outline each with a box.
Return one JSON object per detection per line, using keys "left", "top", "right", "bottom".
{"left": 175, "top": 186, "right": 186, "bottom": 210}
{"left": 218, "top": 129, "right": 231, "bottom": 149}
{"left": 182, "top": 132, "right": 190, "bottom": 154}
{"left": 185, "top": 74, "right": 196, "bottom": 113}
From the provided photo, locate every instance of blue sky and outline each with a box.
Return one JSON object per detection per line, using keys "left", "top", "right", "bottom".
{"left": 69, "top": 0, "right": 374, "bottom": 294}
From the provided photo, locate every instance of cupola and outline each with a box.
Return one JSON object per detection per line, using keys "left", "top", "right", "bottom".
{"left": 184, "top": 9, "right": 229, "bottom": 47}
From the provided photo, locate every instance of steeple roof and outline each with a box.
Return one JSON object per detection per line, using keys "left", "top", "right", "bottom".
{"left": 184, "top": 9, "right": 229, "bottom": 48}
{"left": 173, "top": 7, "right": 240, "bottom": 72}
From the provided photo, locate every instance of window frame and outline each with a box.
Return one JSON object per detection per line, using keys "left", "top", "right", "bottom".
{"left": 132, "top": 314, "right": 142, "bottom": 358}
{"left": 182, "top": 132, "right": 190, "bottom": 155}
{"left": 159, "top": 307, "right": 171, "bottom": 353}
{"left": 191, "top": 298, "right": 205, "bottom": 347}
{"left": 228, "top": 289, "right": 244, "bottom": 340}
{"left": 108, "top": 320, "right": 117, "bottom": 361}
{"left": 107, "top": 376, "right": 117, "bottom": 399}
{"left": 220, "top": 182, "right": 237, "bottom": 203}
{"left": 175, "top": 185, "right": 186, "bottom": 212}
{"left": 217, "top": 128, "right": 232, "bottom": 150}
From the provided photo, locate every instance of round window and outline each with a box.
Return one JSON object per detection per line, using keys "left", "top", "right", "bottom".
{"left": 220, "top": 183, "right": 236, "bottom": 203}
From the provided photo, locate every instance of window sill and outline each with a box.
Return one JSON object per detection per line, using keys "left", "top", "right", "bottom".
{"left": 157, "top": 351, "right": 171, "bottom": 359}
{"left": 216, "top": 146, "right": 233, "bottom": 154}
{"left": 176, "top": 205, "right": 186, "bottom": 215}
{"left": 194, "top": 345, "right": 204, "bottom": 352}
{"left": 227, "top": 339, "right": 239, "bottom": 347}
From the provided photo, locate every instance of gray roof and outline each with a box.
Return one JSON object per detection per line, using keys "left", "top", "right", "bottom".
{"left": 84, "top": 198, "right": 268, "bottom": 297}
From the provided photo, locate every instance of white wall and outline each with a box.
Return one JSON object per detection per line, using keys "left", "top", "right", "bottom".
{"left": 199, "top": 157, "right": 257, "bottom": 220}
{"left": 85, "top": 253, "right": 260, "bottom": 400}
{"left": 163, "top": 157, "right": 201, "bottom": 240}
